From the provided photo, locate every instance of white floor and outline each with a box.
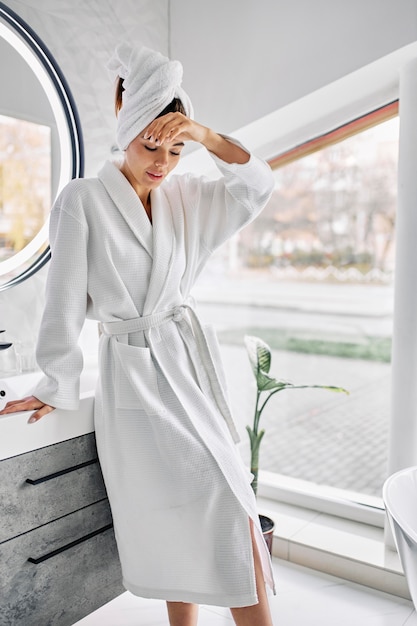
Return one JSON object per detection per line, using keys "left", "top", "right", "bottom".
{"left": 73, "top": 558, "right": 417, "bottom": 626}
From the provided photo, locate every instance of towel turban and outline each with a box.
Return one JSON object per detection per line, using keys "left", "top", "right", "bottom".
{"left": 107, "top": 43, "right": 194, "bottom": 150}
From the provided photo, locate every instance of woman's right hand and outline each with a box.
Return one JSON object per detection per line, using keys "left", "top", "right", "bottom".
{"left": 0, "top": 396, "right": 55, "bottom": 423}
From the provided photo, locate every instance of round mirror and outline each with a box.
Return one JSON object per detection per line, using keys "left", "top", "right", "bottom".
{"left": 0, "top": 2, "right": 83, "bottom": 291}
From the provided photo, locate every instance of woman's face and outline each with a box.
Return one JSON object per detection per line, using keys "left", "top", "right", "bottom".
{"left": 121, "top": 132, "right": 185, "bottom": 194}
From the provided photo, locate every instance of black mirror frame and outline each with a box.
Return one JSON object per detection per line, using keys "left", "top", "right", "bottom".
{"left": 0, "top": 1, "right": 84, "bottom": 291}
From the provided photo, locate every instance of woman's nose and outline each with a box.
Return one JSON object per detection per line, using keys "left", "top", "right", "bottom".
{"left": 154, "top": 152, "right": 168, "bottom": 167}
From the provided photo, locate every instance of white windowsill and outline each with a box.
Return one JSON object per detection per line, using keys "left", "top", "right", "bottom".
{"left": 257, "top": 495, "right": 410, "bottom": 601}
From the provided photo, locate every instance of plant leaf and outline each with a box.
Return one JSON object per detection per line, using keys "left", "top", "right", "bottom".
{"left": 244, "top": 335, "right": 271, "bottom": 376}
{"left": 245, "top": 335, "right": 294, "bottom": 391}
{"left": 257, "top": 371, "right": 294, "bottom": 392}
{"left": 303, "top": 384, "right": 349, "bottom": 395}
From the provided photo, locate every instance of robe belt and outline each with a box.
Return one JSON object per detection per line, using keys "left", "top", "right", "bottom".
{"left": 99, "top": 306, "right": 240, "bottom": 443}
{"left": 99, "top": 306, "right": 184, "bottom": 336}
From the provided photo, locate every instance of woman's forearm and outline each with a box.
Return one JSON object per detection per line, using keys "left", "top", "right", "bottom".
{"left": 201, "top": 128, "right": 250, "bottom": 164}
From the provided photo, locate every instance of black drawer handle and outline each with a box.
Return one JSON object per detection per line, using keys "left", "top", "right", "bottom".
{"left": 28, "top": 523, "right": 113, "bottom": 564}
{"left": 25, "top": 458, "right": 99, "bottom": 485}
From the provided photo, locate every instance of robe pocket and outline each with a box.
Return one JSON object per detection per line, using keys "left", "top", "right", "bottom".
{"left": 113, "top": 341, "right": 166, "bottom": 415}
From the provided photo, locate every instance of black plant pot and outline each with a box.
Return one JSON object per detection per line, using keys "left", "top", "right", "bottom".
{"left": 259, "top": 514, "right": 275, "bottom": 555}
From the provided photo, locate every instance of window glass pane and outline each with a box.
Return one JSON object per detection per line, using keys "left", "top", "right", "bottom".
{"left": 194, "top": 114, "right": 398, "bottom": 503}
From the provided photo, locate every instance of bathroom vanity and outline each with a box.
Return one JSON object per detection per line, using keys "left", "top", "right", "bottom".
{"left": 0, "top": 370, "right": 124, "bottom": 626}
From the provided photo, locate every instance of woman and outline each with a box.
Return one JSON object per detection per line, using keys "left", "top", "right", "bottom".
{"left": 0, "top": 44, "right": 275, "bottom": 626}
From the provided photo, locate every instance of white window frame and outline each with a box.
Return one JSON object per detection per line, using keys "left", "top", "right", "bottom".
{"left": 236, "top": 42, "right": 417, "bottom": 534}
{"left": 179, "top": 42, "right": 417, "bottom": 535}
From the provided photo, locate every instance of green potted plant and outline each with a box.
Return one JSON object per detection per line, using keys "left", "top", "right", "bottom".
{"left": 244, "top": 334, "right": 349, "bottom": 552}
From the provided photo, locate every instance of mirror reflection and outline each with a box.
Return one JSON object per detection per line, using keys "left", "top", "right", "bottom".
{"left": 0, "top": 116, "right": 52, "bottom": 267}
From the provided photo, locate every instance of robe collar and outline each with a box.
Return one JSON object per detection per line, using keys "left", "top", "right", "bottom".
{"left": 98, "top": 160, "right": 175, "bottom": 315}
{"left": 98, "top": 160, "right": 153, "bottom": 257}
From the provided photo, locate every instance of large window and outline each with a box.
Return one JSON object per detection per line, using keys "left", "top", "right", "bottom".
{"left": 193, "top": 103, "right": 398, "bottom": 513}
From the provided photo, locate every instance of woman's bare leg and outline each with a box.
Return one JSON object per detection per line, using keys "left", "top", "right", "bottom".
{"left": 230, "top": 519, "right": 274, "bottom": 626}
{"left": 166, "top": 601, "right": 199, "bottom": 626}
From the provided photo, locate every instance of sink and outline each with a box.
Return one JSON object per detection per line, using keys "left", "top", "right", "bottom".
{"left": 0, "top": 368, "right": 98, "bottom": 461}
{"left": 0, "top": 368, "right": 98, "bottom": 411}
{"left": 0, "top": 372, "right": 38, "bottom": 410}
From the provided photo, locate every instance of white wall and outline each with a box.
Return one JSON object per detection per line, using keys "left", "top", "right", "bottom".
{"left": 1, "top": 0, "right": 416, "bottom": 362}
{"left": 170, "top": 0, "right": 417, "bottom": 133}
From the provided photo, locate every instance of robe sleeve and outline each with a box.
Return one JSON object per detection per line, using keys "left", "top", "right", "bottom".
{"left": 33, "top": 182, "right": 89, "bottom": 410}
{"left": 179, "top": 138, "right": 274, "bottom": 261}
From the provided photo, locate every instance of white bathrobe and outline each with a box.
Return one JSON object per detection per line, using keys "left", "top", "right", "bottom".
{"left": 34, "top": 146, "right": 275, "bottom": 607}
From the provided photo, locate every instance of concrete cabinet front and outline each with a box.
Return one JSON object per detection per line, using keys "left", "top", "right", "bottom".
{"left": 0, "top": 433, "right": 123, "bottom": 626}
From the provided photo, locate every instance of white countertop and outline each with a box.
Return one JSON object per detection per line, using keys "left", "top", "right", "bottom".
{"left": 0, "top": 368, "right": 98, "bottom": 460}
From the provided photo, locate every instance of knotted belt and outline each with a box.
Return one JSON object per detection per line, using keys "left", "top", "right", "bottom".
{"left": 99, "top": 305, "right": 240, "bottom": 443}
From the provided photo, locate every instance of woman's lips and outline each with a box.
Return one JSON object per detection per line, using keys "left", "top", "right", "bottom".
{"left": 147, "top": 171, "right": 164, "bottom": 181}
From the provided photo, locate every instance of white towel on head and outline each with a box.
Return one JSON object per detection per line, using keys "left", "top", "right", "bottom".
{"left": 107, "top": 43, "right": 194, "bottom": 150}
